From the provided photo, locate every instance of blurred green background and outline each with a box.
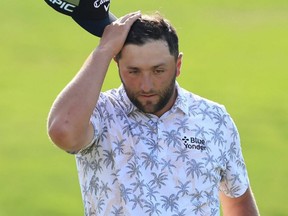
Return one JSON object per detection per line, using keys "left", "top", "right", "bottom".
{"left": 0, "top": 0, "right": 287, "bottom": 215}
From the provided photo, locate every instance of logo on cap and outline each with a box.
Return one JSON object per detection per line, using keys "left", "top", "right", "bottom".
{"left": 94, "top": 0, "right": 110, "bottom": 8}
{"left": 46, "top": 0, "right": 77, "bottom": 14}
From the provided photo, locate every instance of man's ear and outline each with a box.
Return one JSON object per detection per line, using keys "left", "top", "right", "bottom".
{"left": 176, "top": 52, "right": 183, "bottom": 77}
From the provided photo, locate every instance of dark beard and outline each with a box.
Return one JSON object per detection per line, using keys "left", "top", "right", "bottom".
{"left": 122, "top": 74, "right": 177, "bottom": 115}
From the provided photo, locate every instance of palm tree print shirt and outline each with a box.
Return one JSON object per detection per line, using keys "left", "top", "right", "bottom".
{"left": 75, "top": 83, "right": 249, "bottom": 216}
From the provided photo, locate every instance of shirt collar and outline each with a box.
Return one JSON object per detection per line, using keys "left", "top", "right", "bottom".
{"left": 172, "top": 82, "right": 190, "bottom": 115}
{"left": 118, "top": 85, "right": 138, "bottom": 115}
{"left": 118, "top": 82, "right": 190, "bottom": 116}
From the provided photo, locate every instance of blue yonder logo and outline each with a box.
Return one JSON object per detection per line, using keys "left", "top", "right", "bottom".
{"left": 182, "top": 136, "right": 206, "bottom": 151}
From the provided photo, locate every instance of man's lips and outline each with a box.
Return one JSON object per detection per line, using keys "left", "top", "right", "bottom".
{"left": 139, "top": 94, "right": 157, "bottom": 98}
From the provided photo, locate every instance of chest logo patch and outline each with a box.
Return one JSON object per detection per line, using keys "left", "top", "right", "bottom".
{"left": 182, "top": 136, "right": 206, "bottom": 151}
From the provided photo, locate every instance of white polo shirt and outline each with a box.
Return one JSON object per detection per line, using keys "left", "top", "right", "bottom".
{"left": 75, "top": 84, "right": 249, "bottom": 216}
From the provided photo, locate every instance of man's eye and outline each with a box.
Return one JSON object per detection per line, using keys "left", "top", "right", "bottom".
{"left": 129, "top": 70, "right": 139, "bottom": 74}
{"left": 154, "top": 69, "right": 165, "bottom": 74}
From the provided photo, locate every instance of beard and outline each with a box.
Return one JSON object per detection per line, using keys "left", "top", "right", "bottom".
{"left": 121, "top": 74, "right": 177, "bottom": 115}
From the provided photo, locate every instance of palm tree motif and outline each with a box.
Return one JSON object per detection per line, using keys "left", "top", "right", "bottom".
{"left": 209, "top": 128, "right": 226, "bottom": 146}
{"left": 97, "top": 100, "right": 106, "bottom": 116}
{"left": 103, "top": 149, "right": 115, "bottom": 169}
{"left": 213, "top": 112, "right": 227, "bottom": 129}
{"left": 111, "top": 169, "right": 120, "bottom": 184}
{"left": 127, "top": 160, "right": 142, "bottom": 178}
{"left": 130, "top": 119, "right": 146, "bottom": 134}
{"left": 212, "top": 104, "right": 223, "bottom": 113}
{"left": 192, "top": 201, "right": 205, "bottom": 215}
{"left": 163, "top": 129, "right": 182, "bottom": 148}
{"left": 76, "top": 154, "right": 84, "bottom": 164}
{"left": 210, "top": 208, "right": 218, "bottom": 216}
{"left": 79, "top": 157, "right": 91, "bottom": 177}
{"left": 122, "top": 119, "right": 133, "bottom": 137}
{"left": 129, "top": 110, "right": 143, "bottom": 119}
{"left": 172, "top": 209, "right": 187, "bottom": 216}
{"left": 131, "top": 193, "right": 145, "bottom": 210}
{"left": 77, "top": 141, "right": 95, "bottom": 155}
{"left": 224, "top": 185, "right": 242, "bottom": 197}
{"left": 235, "top": 156, "right": 246, "bottom": 170}
{"left": 202, "top": 169, "right": 214, "bottom": 184}
{"left": 131, "top": 177, "right": 145, "bottom": 194}
{"left": 160, "top": 158, "right": 176, "bottom": 174}
{"left": 175, "top": 93, "right": 187, "bottom": 107}
{"left": 88, "top": 175, "right": 100, "bottom": 195}
{"left": 87, "top": 207, "right": 97, "bottom": 216}
{"left": 96, "top": 197, "right": 105, "bottom": 214}
{"left": 100, "top": 180, "right": 111, "bottom": 198}
{"left": 175, "top": 180, "right": 191, "bottom": 197}
{"left": 209, "top": 174, "right": 221, "bottom": 191}
{"left": 141, "top": 152, "right": 159, "bottom": 170}
{"left": 175, "top": 118, "right": 189, "bottom": 133}
{"left": 104, "top": 112, "right": 115, "bottom": 128}
{"left": 190, "top": 188, "right": 203, "bottom": 202}
{"left": 125, "top": 146, "right": 140, "bottom": 162}
{"left": 161, "top": 194, "right": 179, "bottom": 212}
{"left": 229, "top": 173, "right": 242, "bottom": 185}
{"left": 99, "top": 126, "right": 108, "bottom": 142}
{"left": 229, "top": 125, "right": 238, "bottom": 141}
{"left": 186, "top": 159, "right": 204, "bottom": 178}
{"left": 144, "top": 120, "right": 158, "bottom": 138}
{"left": 144, "top": 200, "right": 161, "bottom": 216}
{"left": 119, "top": 184, "right": 132, "bottom": 204}
{"left": 82, "top": 182, "right": 90, "bottom": 198}
{"left": 111, "top": 205, "right": 124, "bottom": 216}
{"left": 149, "top": 172, "right": 168, "bottom": 189}
{"left": 90, "top": 158, "right": 103, "bottom": 174}
{"left": 92, "top": 141, "right": 102, "bottom": 157}
{"left": 202, "top": 153, "right": 216, "bottom": 168}
{"left": 145, "top": 184, "right": 159, "bottom": 201}
{"left": 145, "top": 138, "right": 163, "bottom": 155}
{"left": 188, "top": 103, "right": 200, "bottom": 116}
{"left": 227, "top": 142, "right": 237, "bottom": 160}
{"left": 217, "top": 149, "right": 227, "bottom": 166}
{"left": 204, "top": 190, "right": 217, "bottom": 207}
{"left": 115, "top": 107, "right": 126, "bottom": 121}
{"left": 113, "top": 138, "right": 126, "bottom": 155}
{"left": 197, "top": 107, "right": 213, "bottom": 121}
{"left": 174, "top": 146, "right": 189, "bottom": 163}
{"left": 192, "top": 124, "right": 209, "bottom": 138}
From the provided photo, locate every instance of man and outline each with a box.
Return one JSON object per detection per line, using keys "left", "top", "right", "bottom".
{"left": 47, "top": 11, "right": 259, "bottom": 215}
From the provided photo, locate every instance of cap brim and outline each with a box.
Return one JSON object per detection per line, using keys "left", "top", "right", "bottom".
{"left": 72, "top": 12, "right": 117, "bottom": 37}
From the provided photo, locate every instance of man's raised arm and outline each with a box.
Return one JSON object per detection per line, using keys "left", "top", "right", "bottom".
{"left": 47, "top": 11, "right": 141, "bottom": 153}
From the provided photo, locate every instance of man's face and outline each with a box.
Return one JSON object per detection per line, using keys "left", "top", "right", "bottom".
{"left": 117, "top": 40, "right": 182, "bottom": 117}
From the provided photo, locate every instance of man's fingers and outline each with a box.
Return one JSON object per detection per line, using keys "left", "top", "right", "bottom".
{"left": 99, "top": 11, "right": 141, "bottom": 57}
{"left": 116, "top": 11, "right": 141, "bottom": 24}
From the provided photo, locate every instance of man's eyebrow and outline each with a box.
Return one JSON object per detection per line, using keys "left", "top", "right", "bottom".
{"left": 126, "top": 63, "right": 167, "bottom": 70}
{"left": 126, "top": 66, "right": 139, "bottom": 70}
{"left": 153, "top": 63, "right": 167, "bottom": 68}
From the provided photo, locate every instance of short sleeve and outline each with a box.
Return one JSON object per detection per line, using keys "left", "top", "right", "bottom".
{"left": 219, "top": 114, "right": 250, "bottom": 198}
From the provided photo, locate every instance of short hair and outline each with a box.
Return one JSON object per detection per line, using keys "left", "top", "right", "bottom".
{"left": 116, "top": 13, "right": 179, "bottom": 61}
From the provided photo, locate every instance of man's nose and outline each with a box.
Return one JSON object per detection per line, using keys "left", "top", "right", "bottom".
{"left": 140, "top": 74, "right": 153, "bottom": 93}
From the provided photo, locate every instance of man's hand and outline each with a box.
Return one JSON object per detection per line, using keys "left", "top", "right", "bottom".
{"left": 98, "top": 11, "right": 141, "bottom": 58}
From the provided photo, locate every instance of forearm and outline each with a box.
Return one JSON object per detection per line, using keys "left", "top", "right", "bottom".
{"left": 220, "top": 188, "right": 259, "bottom": 216}
{"left": 47, "top": 47, "right": 113, "bottom": 151}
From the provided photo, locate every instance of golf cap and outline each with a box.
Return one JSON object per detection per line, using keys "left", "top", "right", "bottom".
{"left": 44, "top": 0, "right": 117, "bottom": 37}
